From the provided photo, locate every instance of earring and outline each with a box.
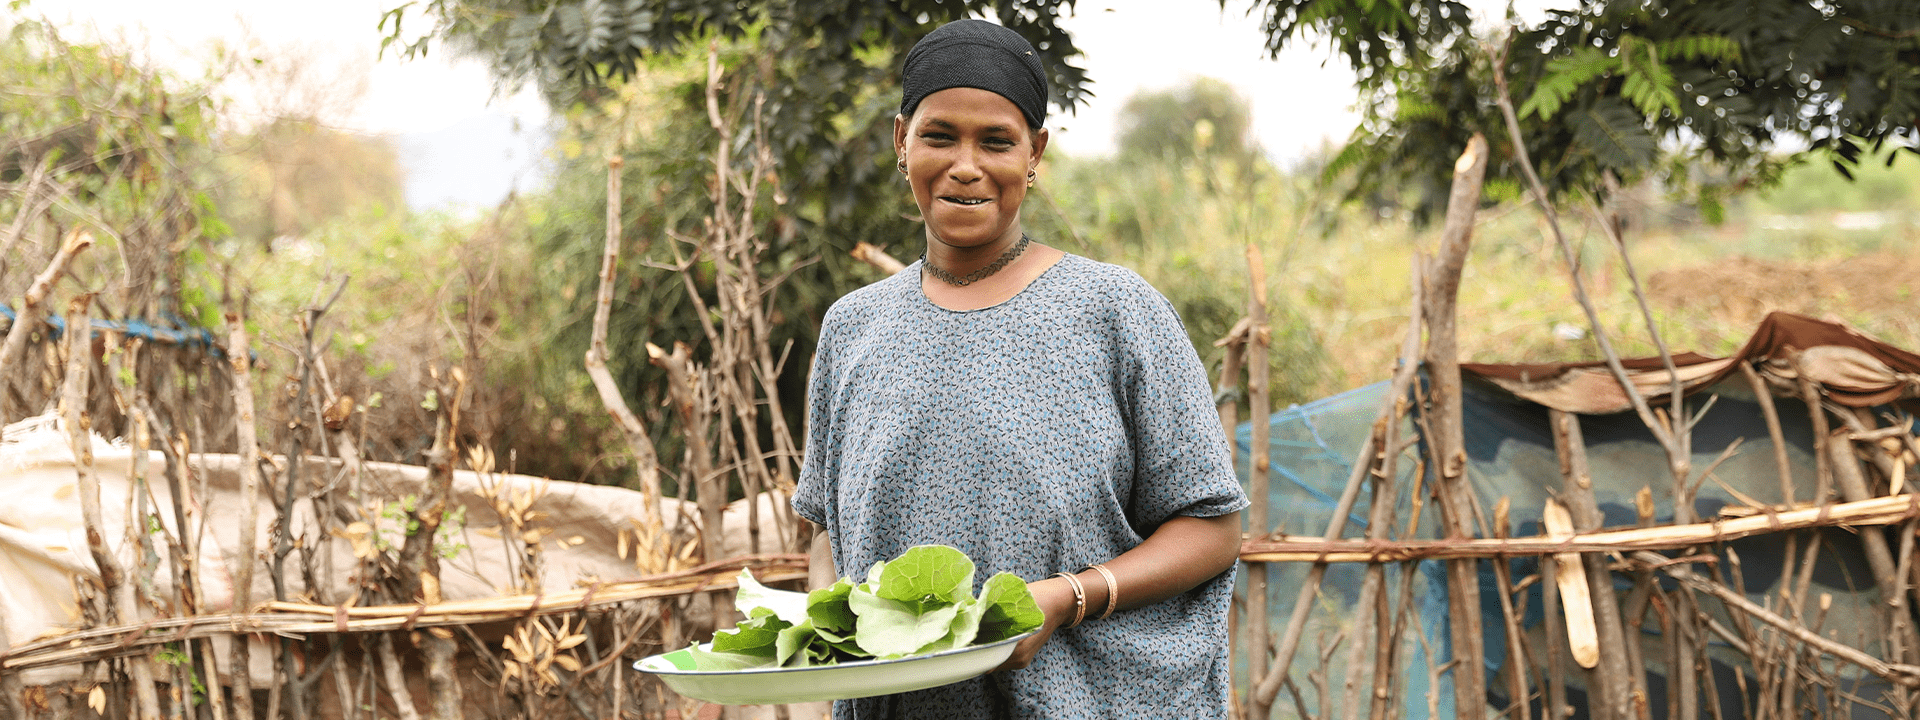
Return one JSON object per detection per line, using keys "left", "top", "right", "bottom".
{"left": 1026, "top": 169, "right": 1037, "bottom": 187}
{"left": 897, "top": 158, "right": 909, "bottom": 175}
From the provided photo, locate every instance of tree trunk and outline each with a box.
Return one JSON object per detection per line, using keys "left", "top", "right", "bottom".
{"left": 1421, "top": 133, "right": 1490, "bottom": 720}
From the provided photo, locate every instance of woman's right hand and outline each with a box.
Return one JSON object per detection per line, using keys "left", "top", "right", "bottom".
{"left": 991, "top": 575, "right": 1077, "bottom": 672}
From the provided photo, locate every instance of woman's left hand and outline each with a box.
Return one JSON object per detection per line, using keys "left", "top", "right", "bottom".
{"left": 991, "top": 575, "right": 1076, "bottom": 672}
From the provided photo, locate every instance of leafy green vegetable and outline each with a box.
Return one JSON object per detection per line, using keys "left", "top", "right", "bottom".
{"left": 874, "top": 545, "right": 975, "bottom": 609}
{"left": 688, "top": 642, "right": 771, "bottom": 671}
{"left": 774, "top": 619, "right": 817, "bottom": 667}
{"left": 806, "top": 579, "right": 858, "bottom": 633}
{"left": 977, "top": 572, "right": 1046, "bottom": 643}
{"left": 686, "top": 546, "right": 1043, "bottom": 671}
{"left": 848, "top": 584, "right": 965, "bottom": 658}
{"left": 736, "top": 568, "right": 810, "bottom": 626}
{"left": 708, "top": 607, "right": 788, "bottom": 658}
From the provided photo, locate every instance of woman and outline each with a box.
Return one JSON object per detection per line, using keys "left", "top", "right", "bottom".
{"left": 793, "top": 19, "right": 1249, "bottom": 719}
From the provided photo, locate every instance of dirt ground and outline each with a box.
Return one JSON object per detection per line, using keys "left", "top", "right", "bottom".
{"left": 1645, "top": 249, "right": 1920, "bottom": 351}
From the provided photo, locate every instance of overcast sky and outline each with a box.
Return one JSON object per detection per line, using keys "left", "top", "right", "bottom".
{"left": 26, "top": 0, "right": 1541, "bottom": 208}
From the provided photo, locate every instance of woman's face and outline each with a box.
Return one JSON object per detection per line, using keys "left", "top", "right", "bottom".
{"left": 894, "top": 87, "right": 1048, "bottom": 251}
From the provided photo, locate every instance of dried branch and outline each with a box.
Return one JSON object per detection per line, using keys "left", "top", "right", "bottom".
{"left": 1550, "top": 409, "right": 1641, "bottom": 718}
{"left": 1738, "top": 362, "right": 1798, "bottom": 508}
{"left": 0, "top": 230, "right": 92, "bottom": 418}
{"left": 376, "top": 633, "right": 424, "bottom": 720}
{"left": 1490, "top": 38, "right": 1669, "bottom": 450}
{"left": 1421, "top": 132, "right": 1492, "bottom": 718}
{"left": 1250, "top": 244, "right": 1427, "bottom": 712}
{"left": 1827, "top": 433, "right": 1920, "bottom": 664}
{"left": 1, "top": 158, "right": 56, "bottom": 262}
{"left": 1635, "top": 551, "right": 1920, "bottom": 686}
{"left": 850, "top": 242, "right": 907, "bottom": 275}
{"left": 399, "top": 368, "right": 467, "bottom": 720}
{"left": 1243, "top": 242, "right": 1274, "bottom": 720}
{"left": 584, "top": 155, "right": 667, "bottom": 526}
{"left": 2, "top": 557, "right": 805, "bottom": 670}
{"left": 224, "top": 308, "right": 263, "bottom": 719}
{"left": 1239, "top": 491, "right": 1920, "bottom": 561}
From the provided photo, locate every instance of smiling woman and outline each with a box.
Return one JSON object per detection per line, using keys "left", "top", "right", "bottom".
{"left": 896, "top": 86, "right": 1044, "bottom": 266}
{"left": 793, "top": 18, "right": 1250, "bottom": 720}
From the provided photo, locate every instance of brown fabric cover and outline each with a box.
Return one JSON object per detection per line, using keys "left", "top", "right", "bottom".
{"left": 1461, "top": 311, "right": 1920, "bottom": 414}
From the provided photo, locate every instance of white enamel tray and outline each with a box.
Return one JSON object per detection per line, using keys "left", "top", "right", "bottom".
{"left": 634, "top": 631, "right": 1034, "bottom": 706}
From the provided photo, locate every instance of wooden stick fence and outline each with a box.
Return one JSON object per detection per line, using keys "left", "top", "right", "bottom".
{"left": 0, "top": 557, "right": 805, "bottom": 673}
{"left": 1240, "top": 493, "right": 1920, "bottom": 563}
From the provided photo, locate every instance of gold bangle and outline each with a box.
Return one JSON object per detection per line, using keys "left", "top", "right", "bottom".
{"left": 1087, "top": 563, "right": 1119, "bottom": 621}
{"left": 1052, "top": 572, "right": 1087, "bottom": 628}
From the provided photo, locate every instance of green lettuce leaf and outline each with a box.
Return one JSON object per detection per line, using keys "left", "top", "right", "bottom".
{"left": 975, "top": 572, "right": 1044, "bottom": 643}
{"left": 848, "top": 583, "right": 964, "bottom": 658}
{"left": 735, "top": 569, "right": 810, "bottom": 626}
{"left": 709, "top": 607, "right": 788, "bottom": 658}
{"left": 917, "top": 597, "right": 989, "bottom": 654}
{"left": 875, "top": 545, "right": 976, "bottom": 608}
{"left": 806, "top": 579, "right": 858, "bottom": 633}
{"left": 774, "top": 618, "right": 817, "bottom": 667}
{"left": 701, "top": 546, "right": 1038, "bottom": 670}
{"left": 688, "top": 642, "right": 775, "bottom": 671}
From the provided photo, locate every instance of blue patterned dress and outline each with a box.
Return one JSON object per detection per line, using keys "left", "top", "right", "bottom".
{"left": 793, "top": 253, "right": 1250, "bottom": 719}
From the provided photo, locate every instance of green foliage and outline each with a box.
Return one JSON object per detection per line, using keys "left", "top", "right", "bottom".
{"left": 1518, "top": 47, "right": 1614, "bottom": 121}
{"left": 1035, "top": 109, "right": 1333, "bottom": 407}
{"left": 384, "top": 0, "right": 1090, "bottom": 109}
{"left": 0, "top": 17, "right": 226, "bottom": 322}
{"left": 1569, "top": 98, "right": 1657, "bottom": 170}
{"left": 369, "top": 495, "right": 468, "bottom": 559}
{"left": 1116, "top": 77, "right": 1261, "bottom": 165}
{"left": 1256, "top": 0, "right": 1920, "bottom": 223}
{"left": 153, "top": 643, "right": 207, "bottom": 706}
{"left": 1615, "top": 35, "right": 1680, "bottom": 119}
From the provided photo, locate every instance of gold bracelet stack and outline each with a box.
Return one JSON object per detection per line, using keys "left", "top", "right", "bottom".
{"left": 1052, "top": 571, "right": 1087, "bottom": 628}
{"left": 1086, "top": 563, "right": 1119, "bottom": 621}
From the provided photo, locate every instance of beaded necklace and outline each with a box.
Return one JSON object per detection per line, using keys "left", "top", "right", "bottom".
{"left": 921, "top": 233, "right": 1031, "bottom": 287}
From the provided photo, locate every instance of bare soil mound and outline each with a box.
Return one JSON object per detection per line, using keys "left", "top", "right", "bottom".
{"left": 1647, "top": 250, "right": 1920, "bottom": 349}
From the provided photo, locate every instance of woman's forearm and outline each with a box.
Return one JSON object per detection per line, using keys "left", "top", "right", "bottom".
{"left": 807, "top": 522, "right": 836, "bottom": 590}
{"left": 1030, "top": 511, "right": 1243, "bottom": 621}
{"left": 999, "top": 510, "right": 1243, "bottom": 671}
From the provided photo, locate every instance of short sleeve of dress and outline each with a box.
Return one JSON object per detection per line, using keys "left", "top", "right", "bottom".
{"left": 1113, "top": 273, "right": 1250, "bottom": 532}
{"left": 791, "top": 302, "right": 846, "bottom": 528}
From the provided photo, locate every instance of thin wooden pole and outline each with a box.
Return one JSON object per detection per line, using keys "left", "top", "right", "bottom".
{"left": 585, "top": 155, "right": 666, "bottom": 526}
{"left": 1420, "top": 132, "right": 1491, "bottom": 720}
{"left": 61, "top": 295, "right": 162, "bottom": 720}
{"left": 1737, "top": 363, "right": 1796, "bottom": 508}
{"left": 1243, "top": 242, "right": 1273, "bottom": 719}
{"left": 0, "top": 230, "right": 92, "bottom": 421}
{"left": 224, "top": 309, "right": 261, "bottom": 719}
{"left": 1549, "top": 410, "right": 1639, "bottom": 720}
{"left": 1249, "top": 252, "right": 1427, "bottom": 713}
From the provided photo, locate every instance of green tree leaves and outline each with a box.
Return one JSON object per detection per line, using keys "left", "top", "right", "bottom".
{"left": 1570, "top": 99, "right": 1657, "bottom": 170}
{"left": 1259, "top": 0, "right": 1920, "bottom": 220}
{"left": 1518, "top": 46, "right": 1616, "bottom": 121}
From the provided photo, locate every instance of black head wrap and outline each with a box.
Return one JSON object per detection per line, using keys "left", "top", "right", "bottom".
{"left": 900, "top": 19, "right": 1049, "bottom": 129}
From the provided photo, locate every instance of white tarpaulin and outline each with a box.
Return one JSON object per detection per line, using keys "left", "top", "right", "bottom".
{"left": 0, "top": 413, "right": 797, "bottom": 687}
